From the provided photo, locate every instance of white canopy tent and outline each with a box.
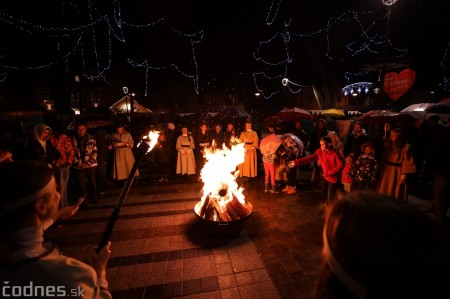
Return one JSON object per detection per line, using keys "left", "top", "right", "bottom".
{"left": 109, "top": 96, "right": 152, "bottom": 114}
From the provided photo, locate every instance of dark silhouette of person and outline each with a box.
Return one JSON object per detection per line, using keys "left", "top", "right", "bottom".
{"left": 317, "top": 190, "right": 450, "bottom": 299}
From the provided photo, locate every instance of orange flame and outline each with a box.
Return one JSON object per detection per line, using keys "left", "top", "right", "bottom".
{"left": 200, "top": 143, "right": 246, "bottom": 207}
{"left": 138, "top": 131, "right": 160, "bottom": 153}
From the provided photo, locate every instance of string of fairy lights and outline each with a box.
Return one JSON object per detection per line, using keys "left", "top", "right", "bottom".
{"left": 252, "top": 1, "right": 409, "bottom": 100}
{"left": 0, "top": 0, "right": 449, "bottom": 100}
{"left": 441, "top": 41, "right": 450, "bottom": 91}
{"left": 0, "top": 2, "right": 201, "bottom": 96}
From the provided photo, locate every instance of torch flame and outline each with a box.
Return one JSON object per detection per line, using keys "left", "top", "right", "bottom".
{"left": 147, "top": 131, "right": 160, "bottom": 152}
{"left": 138, "top": 131, "right": 160, "bottom": 153}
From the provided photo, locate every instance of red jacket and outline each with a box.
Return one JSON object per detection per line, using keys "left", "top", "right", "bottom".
{"left": 294, "top": 148, "right": 344, "bottom": 183}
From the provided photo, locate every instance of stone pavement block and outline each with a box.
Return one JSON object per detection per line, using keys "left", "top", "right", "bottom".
{"left": 221, "top": 287, "right": 241, "bottom": 299}
{"left": 216, "top": 262, "right": 234, "bottom": 275}
{"left": 124, "top": 287, "right": 145, "bottom": 299}
{"left": 164, "top": 269, "right": 183, "bottom": 283}
{"left": 218, "top": 274, "right": 237, "bottom": 289}
{"left": 200, "top": 276, "right": 220, "bottom": 292}
{"left": 183, "top": 255, "right": 217, "bottom": 280}
{"left": 182, "top": 290, "right": 222, "bottom": 299}
{"left": 213, "top": 249, "right": 230, "bottom": 263}
{"left": 143, "top": 284, "right": 164, "bottom": 298}
{"left": 134, "top": 260, "right": 168, "bottom": 277}
{"left": 182, "top": 278, "right": 202, "bottom": 296}
{"left": 161, "top": 281, "right": 183, "bottom": 298}
{"left": 110, "top": 275, "right": 131, "bottom": 291}
{"left": 234, "top": 271, "right": 254, "bottom": 286}
{"left": 129, "top": 273, "right": 166, "bottom": 288}
{"left": 238, "top": 281, "right": 281, "bottom": 299}
{"left": 228, "top": 247, "right": 265, "bottom": 272}
{"left": 251, "top": 268, "right": 271, "bottom": 283}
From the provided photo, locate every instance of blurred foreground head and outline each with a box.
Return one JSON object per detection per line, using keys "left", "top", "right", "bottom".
{"left": 0, "top": 160, "right": 56, "bottom": 230}
{"left": 317, "top": 190, "right": 450, "bottom": 299}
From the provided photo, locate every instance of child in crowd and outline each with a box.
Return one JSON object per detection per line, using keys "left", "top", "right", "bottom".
{"left": 341, "top": 155, "right": 354, "bottom": 193}
{"left": 260, "top": 126, "right": 279, "bottom": 193}
{"left": 353, "top": 143, "right": 379, "bottom": 190}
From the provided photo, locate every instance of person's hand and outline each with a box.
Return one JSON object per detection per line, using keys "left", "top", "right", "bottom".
{"left": 400, "top": 174, "right": 407, "bottom": 184}
{"left": 57, "top": 205, "right": 79, "bottom": 221}
{"left": 288, "top": 161, "right": 295, "bottom": 168}
{"left": 90, "top": 241, "right": 112, "bottom": 279}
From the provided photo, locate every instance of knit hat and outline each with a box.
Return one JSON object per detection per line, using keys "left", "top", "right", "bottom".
{"left": 361, "top": 142, "right": 375, "bottom": 153}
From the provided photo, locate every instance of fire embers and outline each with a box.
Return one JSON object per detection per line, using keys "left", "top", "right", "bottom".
{"left": 195, "top": 191, "right": 253, "bottom": 222}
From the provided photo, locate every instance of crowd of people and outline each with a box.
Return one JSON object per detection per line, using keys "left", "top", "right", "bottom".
{"left": 1, "top": 111, "right": 449, "bottom": 299}
{"left": 0, "top": 113, "right": 449, "bottom": 219}
{"left": 0, "top": 120, "right": 141, "bottom": 208}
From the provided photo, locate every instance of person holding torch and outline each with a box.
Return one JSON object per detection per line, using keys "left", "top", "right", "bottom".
{"left": 0, "top": 160, "right": 112, "bottom": 298}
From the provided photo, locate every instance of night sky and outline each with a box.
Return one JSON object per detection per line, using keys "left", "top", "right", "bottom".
{"left": 1, "top": 0, "right": 449, "bottom": 104}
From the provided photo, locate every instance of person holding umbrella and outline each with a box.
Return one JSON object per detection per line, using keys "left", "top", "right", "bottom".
{"left": 260, "top": 125, "right": 281, "bottom": 193}
{"left": 278, "top": 133, "right": 304, "bottom": 195}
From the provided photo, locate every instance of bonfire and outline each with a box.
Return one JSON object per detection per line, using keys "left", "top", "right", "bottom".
{"left": 194, "top": 143, "right": 253, "bottom": 222}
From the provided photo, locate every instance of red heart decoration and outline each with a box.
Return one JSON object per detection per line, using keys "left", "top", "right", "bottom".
{"left": 383, "top": 68, "right": 416, "bottom": 101}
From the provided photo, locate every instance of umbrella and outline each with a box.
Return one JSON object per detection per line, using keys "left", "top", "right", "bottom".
{"left": 280, "top": 133, "right": 304, "bottom": 157}
{"left": 221, "top": 106, "right": 251, "bottom": 118}
{"left": 425, "top": 99, "right": 450, "bottom": 114}
{"left": 278, "top": 107, "right": 313, "bottom": 122}
{"left": 400, "top": 103, "right": 435, "bottom": 120}
{"left": 67, "top": 118, "right": 113, "bottom": 130}
{"left": 360, "top": 110, "right": 417, "bottom": 125}
{"left": 401, "top": 103, "right": 435, "bottom": 112}
{"left": 321, "top": 109, "right": 345, "bottom": 118}
{"left": 260, "top": 134, "right": 283, "bottom": 156}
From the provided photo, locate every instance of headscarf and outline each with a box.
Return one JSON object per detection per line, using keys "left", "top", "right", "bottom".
{"left": 33, "top": 124, "right": 52, "bottom": 152}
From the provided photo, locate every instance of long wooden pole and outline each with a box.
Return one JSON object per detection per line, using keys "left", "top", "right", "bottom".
{"left": 96, "top": 140, "right": 150, "bottom": 253}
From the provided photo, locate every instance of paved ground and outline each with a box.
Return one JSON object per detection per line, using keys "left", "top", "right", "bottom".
{"left": 45, "top": 168, "right": 435, "bottom": 299}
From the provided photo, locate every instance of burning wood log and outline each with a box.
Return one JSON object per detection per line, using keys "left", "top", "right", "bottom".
{"left": 211, "top": 197, "right": 232, "bottom": 221}
{"left": 197, "top": 193, "right": 251, "bottom": 221}
{"left": 199, "top": 194, "right": 211, "bottom": 216}
{"left": 229, "top": 195, "right": 252, "bottom": 218}
{"left": 203, "top": 199, "right": 216, "bottom": 220}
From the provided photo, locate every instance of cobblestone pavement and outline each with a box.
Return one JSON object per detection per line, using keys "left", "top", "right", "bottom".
{"left": 46, "top": 169, "right": 434, "bottom": 299}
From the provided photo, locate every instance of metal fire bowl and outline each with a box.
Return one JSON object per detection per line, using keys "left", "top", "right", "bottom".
{"left": 194, "top": 201, "right": 253, "bottom": 237}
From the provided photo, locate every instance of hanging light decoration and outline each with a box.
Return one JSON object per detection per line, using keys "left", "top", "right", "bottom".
{"left": 342, "top": 82, "right": 374, "bottom": 96}
{"left": 382, "top": 0, "right": 399, "bottom": 6}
